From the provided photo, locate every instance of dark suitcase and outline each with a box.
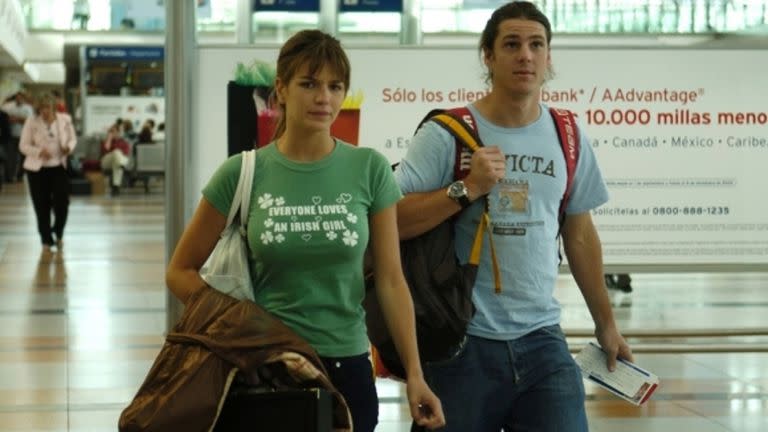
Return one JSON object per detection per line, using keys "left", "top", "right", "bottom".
{"left": 70, "top": 178, "right": 92, "bottom": 195}
{"left": 213, "top": 387, "right": 333, "bottom": 432}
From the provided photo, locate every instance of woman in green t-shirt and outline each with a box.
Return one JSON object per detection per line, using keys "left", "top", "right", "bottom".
{"left": 167, "top": 29, "right": 444, "bottom": 432}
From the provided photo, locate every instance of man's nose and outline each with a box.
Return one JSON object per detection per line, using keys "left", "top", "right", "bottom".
{"left": 518, "top": 45, "right": 534, "bottom": 62}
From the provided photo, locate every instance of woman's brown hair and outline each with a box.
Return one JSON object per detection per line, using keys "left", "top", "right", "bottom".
{"left": 270, "top": 30, "right": 351, "bottom": 141}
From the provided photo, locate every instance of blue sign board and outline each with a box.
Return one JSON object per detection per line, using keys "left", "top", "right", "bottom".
{"left": 254, "top": 0, "right": 320, "bottom": 12}
{"left": 86, "top": 46, "right": 164, "bottom": 61}
{"left": 339, "top": 0, "right": 402, "bottom": 12}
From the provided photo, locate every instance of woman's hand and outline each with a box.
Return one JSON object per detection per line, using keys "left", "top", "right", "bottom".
{"left": 406, "top": 375, "right": 445, "bottom": 430}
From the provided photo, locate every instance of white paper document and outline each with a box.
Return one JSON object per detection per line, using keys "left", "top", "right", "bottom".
{"left": 575, "top": 342, "right": 659, "bottom": 406}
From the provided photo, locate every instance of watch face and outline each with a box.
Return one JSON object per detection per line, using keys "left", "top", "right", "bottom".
{"left": 449, "top": 181, "right": 466, "bottom": 198}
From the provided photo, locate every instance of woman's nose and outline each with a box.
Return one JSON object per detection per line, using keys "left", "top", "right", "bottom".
{"left": 314, "top": 86, "right": 331, "bottom": 102}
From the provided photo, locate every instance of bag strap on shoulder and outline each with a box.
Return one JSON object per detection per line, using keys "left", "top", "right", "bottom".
{"left": 430, "top": 109, "right": 482, "bottom": 153}
{"left": 227, "top": 150, "right": 256, "bottom": 231}
{"left": 425, "top": 107, "right": 502, "bottom": 293}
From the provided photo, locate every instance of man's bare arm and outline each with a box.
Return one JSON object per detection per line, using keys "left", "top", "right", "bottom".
{"left": 397, "top": 189, "right": 462, "bottom": 240}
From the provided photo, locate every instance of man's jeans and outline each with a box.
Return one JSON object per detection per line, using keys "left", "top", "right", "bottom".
{"left": 419, "top": 325, "right": 588, "bottom": 432}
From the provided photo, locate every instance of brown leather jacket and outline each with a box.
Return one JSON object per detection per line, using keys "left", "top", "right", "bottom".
{"left": 119, "top": 287, "right": 352, "bottom": 431}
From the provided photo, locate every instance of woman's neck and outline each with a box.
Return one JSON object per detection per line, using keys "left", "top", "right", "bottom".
{"left": 276, "top": 130, "right": 335, "bottom": 162}
{"left": 41, "top": 113, "right": 55, "bottom": 124}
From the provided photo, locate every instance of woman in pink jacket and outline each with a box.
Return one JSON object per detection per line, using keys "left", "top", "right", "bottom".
{"left": 19, "top": 93, "right": 77, "bottom": 252}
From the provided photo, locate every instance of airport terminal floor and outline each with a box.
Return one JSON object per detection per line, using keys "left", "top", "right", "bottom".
{"left": 0, "top": 180, "right": 767, "bottom": 431}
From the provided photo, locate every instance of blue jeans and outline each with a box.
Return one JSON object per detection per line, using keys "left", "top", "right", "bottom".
{"left": 320, "top": 353, "right": 378, "bottom": 432}
{"left": 416, "top": 325, "right": 587, "bottom": 432}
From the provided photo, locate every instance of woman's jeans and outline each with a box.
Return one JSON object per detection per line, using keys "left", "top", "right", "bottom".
{"left": 320, "top": 352, "right": 378, "bottom": 432}
{"left": 417, "top": 325, "right": 588, "bottom": 432}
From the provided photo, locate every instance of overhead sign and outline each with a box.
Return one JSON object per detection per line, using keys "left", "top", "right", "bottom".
{"left": 339, "top": 0, "right": 403, "bottom": 12}
{"left": 254, "top": 0, "right": 320, "bottom": 12}
{"left": 86, "top": 46, "right": 164, "bottom": 61}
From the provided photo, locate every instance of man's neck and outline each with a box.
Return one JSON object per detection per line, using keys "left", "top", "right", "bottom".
{"left": 474, "top": 92, "right": 541, "bottom": 128}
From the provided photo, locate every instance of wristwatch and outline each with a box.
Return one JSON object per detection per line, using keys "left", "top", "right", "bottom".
{"left": 447, "top": 180, "right": 472, "bottom": 209}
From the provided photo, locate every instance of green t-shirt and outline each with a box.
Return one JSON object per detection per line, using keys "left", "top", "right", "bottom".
{"left": 203, "top": 141, "right": 401, "bottom": 356}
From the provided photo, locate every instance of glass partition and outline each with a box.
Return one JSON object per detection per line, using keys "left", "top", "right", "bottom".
{"left": 19, "top": 0, "right": 768, "bottom": 36}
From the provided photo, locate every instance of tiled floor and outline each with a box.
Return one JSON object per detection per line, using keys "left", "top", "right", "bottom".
{"left": 1, "top": 180, "right": 767, "bottom": 431}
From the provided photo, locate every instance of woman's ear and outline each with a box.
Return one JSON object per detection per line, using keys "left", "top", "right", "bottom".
{"left": 274, "top": 77, "right": 286, "bottom": 105}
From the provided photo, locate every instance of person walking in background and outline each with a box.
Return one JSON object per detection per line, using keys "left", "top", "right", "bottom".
{"left": 100, "top": 125, "right": 131, "bottom": 195}
{"left": 19, "top": 94, "right": 77, "bottom": 253}
{"left": 0, "top": 109, "right": 10, "bottom": 184}
{"left": 71, "top": 0, "right": 90, "bottom": 30}
{"left": 52, "top": 90, "right": 68, "bottom": 113}
{"left": 605, "top": 273, "right": 633, "bottom": 293}
{"left": 165, "top": 30, "right": 445, "bottom": 431}
{"left": 1, "top": 92, "right": 35, "bottom": 182}
{"left": 394, "top": 2, "right": 633, "bottom": 431}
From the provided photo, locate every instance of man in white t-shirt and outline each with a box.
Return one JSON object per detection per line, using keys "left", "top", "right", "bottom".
{"left": 1, "top": 92, "right": 35, "bottom": 182}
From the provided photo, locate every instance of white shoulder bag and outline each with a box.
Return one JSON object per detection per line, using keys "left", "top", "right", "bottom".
{"left": 199, "top": 150, "right": 256, "bottom": 302}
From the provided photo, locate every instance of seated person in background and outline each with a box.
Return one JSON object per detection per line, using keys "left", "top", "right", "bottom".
{"left": 121, "top": 120, "right": 136, "bottom": 141}
{"left": 100, "top": 125, "right": 131, "bottom": 195}
{"left": 137, "top": 119, "right": 155, "bottom": 143}
{"left": 153, "top": 122, "right": 165, "bottom": 141}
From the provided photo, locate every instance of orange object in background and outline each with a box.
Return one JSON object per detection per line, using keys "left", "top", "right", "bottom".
{"left": 370, "top": 345, "right": 394, "bottom": 379}
{"left": 331, "top": 109, "right": 360, "bottom": 145}
{"left": 256, "top": 110, "right": 277, "bottom": 148}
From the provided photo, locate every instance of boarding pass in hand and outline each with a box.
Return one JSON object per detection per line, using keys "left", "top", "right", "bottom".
{"left": 575, "top": 342, "right": 659, "bottom": 406}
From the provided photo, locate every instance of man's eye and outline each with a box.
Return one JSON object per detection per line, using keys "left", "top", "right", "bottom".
{"left": 300, "top": 81, "right": 315, "bottom": 88}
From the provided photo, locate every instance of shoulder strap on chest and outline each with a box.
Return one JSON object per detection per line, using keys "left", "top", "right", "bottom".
{"left": 548, "top": 107, "right": 579, "bottom": 229}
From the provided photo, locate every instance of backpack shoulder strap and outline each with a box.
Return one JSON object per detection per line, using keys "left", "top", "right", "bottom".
{"left": 414, "top": 107, "right": 483, "bottom": 181}
{"left": 437, "top": 107, "right": 482, "bottom": 153}
{"left": 423, "top": 107, "right": 501, "bottom": 293}
{"left": 548, "top": 107, "right": 579, "bottom": 230}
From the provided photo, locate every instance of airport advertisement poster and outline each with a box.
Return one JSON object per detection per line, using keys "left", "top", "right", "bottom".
{"left": 84, "top": 95, "right": 164, "bottom": 136}
{"left": 197, "top": 47, "right": 767, "bottom": 268}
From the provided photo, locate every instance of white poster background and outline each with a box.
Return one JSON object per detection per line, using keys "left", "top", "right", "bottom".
{"left": 84, "top": 95, "right": 165, "bottom": 136}
{"left": 196, "top": 47, "right": 768, "bottom": 267}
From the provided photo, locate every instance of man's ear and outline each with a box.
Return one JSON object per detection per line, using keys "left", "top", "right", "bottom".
{"left": 482, "top": 48, "right": 493, "bottom": 67}
{"left": 547, "top": 48, "right": 552, "bottom": 68}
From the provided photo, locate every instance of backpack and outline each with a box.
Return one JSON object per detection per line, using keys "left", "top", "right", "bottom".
{"left": 363, "top": 106, "right": 579, "bottom": 380}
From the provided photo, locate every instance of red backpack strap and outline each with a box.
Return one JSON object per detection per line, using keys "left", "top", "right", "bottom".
{"left": 445, "top": 107, "right": 479, "bottom": 181}
{"left": 548, "top": 107, "right": 579, "bottom": 231}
